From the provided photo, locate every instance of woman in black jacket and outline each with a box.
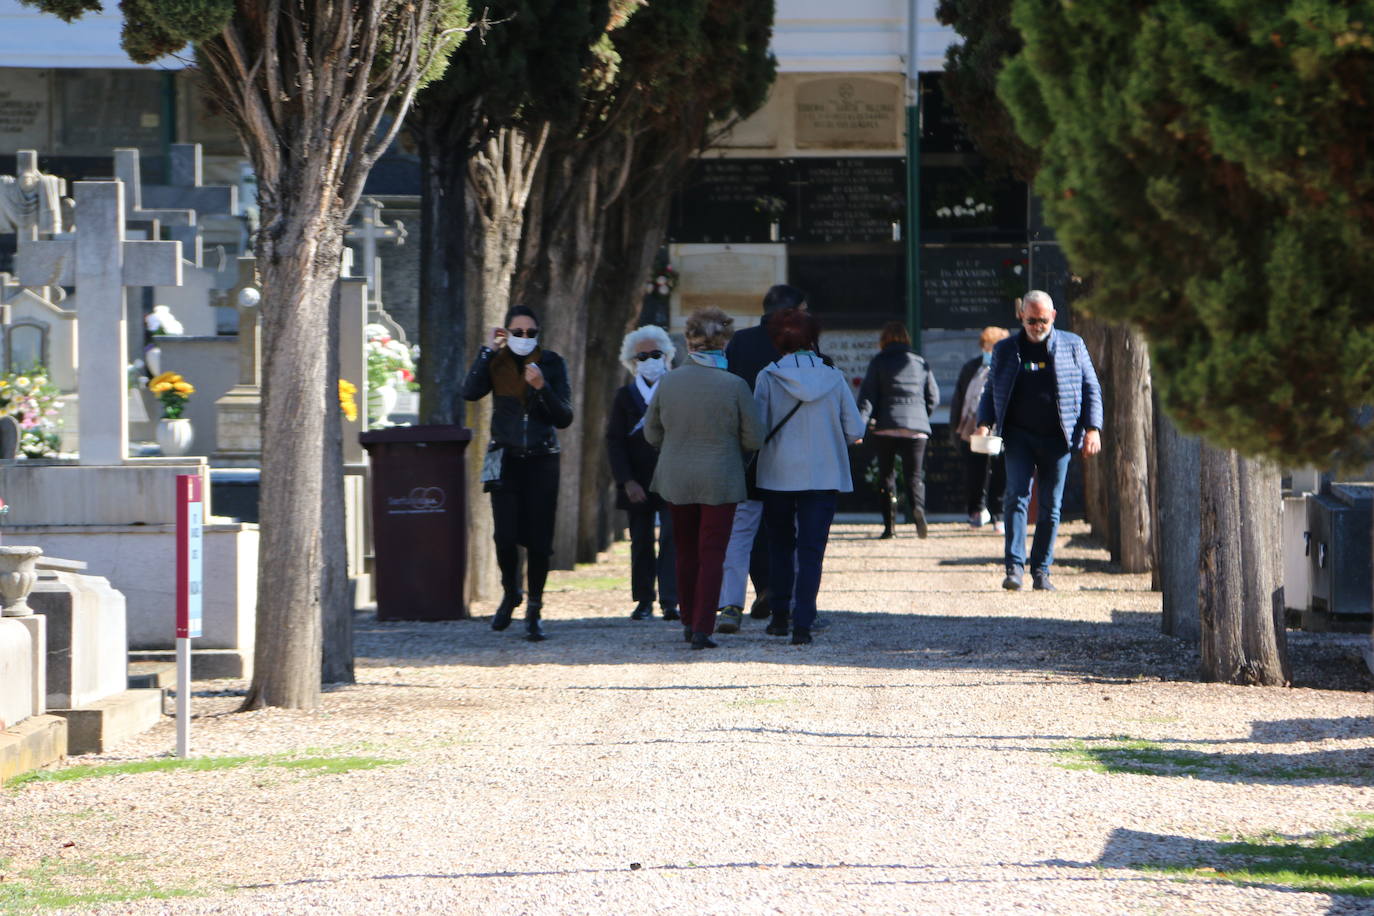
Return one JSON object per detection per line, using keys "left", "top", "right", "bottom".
{"left": 462, "top": 305, "right": 574, "bottom": 641}
{"left": 948, "top": 326, "right": 1010, "bottom": 531}
{"left": 605, "top": 325, "right": 679, "bottom": 622}
{"left": 856, "top": 321, "right": 940, "bottom": 539}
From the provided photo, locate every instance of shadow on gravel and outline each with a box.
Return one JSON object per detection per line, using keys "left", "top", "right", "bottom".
{"left": 352, "top": 607, "right": 1371, "bottom": 693}
{"left": 1082, "top": 825, "right": 1374, "bottom": 906}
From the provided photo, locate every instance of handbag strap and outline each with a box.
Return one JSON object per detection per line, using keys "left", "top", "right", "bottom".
{"left": 764, "top": 399, "right": 803, "bottom": 444}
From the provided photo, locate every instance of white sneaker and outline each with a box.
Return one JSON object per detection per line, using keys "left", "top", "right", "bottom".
{"left": 992, "top": 520, "right": 1005, "bottom": 533}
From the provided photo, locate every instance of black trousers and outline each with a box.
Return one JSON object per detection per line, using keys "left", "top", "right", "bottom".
{"left": 871, "top": 435, "right": 927, "bottom": 515}
{"left": 627, "top": 505, "right": 678, "bottom": 608}
{"left": 960, "top": 442, "right": 1006, "bottom": 521}
{"left": 490, "top": 452, "right": 559, "bottom": 601}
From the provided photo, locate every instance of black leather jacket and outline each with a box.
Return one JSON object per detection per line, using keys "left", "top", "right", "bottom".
{"left": 461, "top": 346, "right": 574, "bottom": 456}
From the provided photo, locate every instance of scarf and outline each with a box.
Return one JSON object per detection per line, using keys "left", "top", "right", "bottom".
{"left": 688, "top": 349, "right": 728, "bottom": 370}
{"left": 491, "top": 345, "right": 542, "bottom": 406}
{"left": 630, "top": 375, "right": 658, "bottom": 436}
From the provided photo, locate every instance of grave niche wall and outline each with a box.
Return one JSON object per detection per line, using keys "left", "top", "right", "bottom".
{"left": 56, "top": 71, "right": 166, "bottom": 157}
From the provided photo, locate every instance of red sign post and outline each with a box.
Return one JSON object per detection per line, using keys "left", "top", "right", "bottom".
{"left": 174, "top": 474, "right": 204, "bottom": 756}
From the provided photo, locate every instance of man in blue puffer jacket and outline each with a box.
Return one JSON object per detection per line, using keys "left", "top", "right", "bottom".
{"left": 975, "top": 290, "right": 1103, "bottom": 591}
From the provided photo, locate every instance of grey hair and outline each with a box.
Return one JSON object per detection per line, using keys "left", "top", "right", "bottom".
{"left": 1023, "top": 289, "right": 1055, "bottom": 312}
{"left": 619, "top": 324, "right": 676, "bottom": 374}
{"left": 684, "top": 306, "right": 735, "bottom": 351}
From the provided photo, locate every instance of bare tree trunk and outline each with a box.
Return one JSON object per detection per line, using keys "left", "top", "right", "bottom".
{"left": 514, "top": 132, "right": 622, "bottom": 567}
{"left": 1074, "top": 314, "right": 1114, "bottom": 549}
{"left": 1198, "top": 444, "right": 1290, "bottom": 685}
{"left": 321, "top": 279, "right": 354, "bottom": 684}
{"left": 1156, "top": 402, "right": 1201, "bottom": 641}
{"left": 244, "top": 216, "right": 339, "bottom": 709}
{"left": 417, "top": 120, "right": 469, "bottom": 426}
{"left": 1109, "top": 325, "right": 1153, "bottom": 573}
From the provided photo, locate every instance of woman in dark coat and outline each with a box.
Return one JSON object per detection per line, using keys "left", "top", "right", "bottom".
{"left": 461, "top": 305, "right": 574, "bottom": 641}
{"left": 948, "top": 326, "right": 1010, "bottom": 531}
{"left": 856, "top": 321, "right": 940, "bottom": 538}
{"left": 605, "top": 324, "right": 679, "bottom": 622}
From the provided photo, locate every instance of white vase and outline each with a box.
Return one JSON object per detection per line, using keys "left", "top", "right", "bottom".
{"left": 0, "top": 546, "right": 43, "bottom": 617}
{"left": 368, "top": 381, "right": 398, "bottom": 427}
{"left": 157, "top": 417, "right": 195, "bottom": 457}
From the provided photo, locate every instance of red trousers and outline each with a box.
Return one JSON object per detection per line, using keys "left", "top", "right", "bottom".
{"left": 668, "top": 502, "right": 737, "bottom": 635}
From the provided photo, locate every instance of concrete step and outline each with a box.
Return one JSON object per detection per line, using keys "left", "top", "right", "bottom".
{"left": 0, "top": 715, "right": 68, "bottom": 784}
{"left": 128, "top": 648, "right": 250, "bottom": 679}
{"left": 127, "top": 660, "right": 178, "bottom": 690}
{"left": 49, "top": 688, "right": 164, "bottom": 755}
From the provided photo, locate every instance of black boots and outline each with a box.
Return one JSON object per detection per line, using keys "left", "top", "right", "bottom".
{"left": 524, "top": 602, "right": 546, "bottom": 641}
{"left": 879, "top": 489, "right": 896, "bottom": 539}
{"left": 491, "top": 591, "right": 522, "bottom": 631}
{"left": 765, "top": 611, "right": 790, "bottom": 637}
{"left": 631, "top": 601, "right": 653, "bottom": 620}
{"left": 690, "top": 632, "right": 718, "bottom": 650}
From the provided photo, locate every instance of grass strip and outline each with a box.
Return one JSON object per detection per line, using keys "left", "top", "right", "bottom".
{"left": 5, "top": 753, "right": 403, "bottom": 789}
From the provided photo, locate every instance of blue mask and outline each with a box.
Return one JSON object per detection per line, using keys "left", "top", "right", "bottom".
{"left": 981, "top": 351, "right": 993, "bottom": 367}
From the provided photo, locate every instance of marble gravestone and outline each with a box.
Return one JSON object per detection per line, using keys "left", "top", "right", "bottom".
{"left": 16, "top": 181, "right": 182, "bottom": 465}
{"left": 116, "top": 146, "right": 240, "bottom": 338}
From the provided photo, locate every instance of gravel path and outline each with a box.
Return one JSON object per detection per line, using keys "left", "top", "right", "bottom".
{"left": 3, "top": 520, "right": 1372, "bottom": 915}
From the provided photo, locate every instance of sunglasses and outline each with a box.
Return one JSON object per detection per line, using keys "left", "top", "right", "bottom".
{"left": 1023, "top": 317, "right": 1051, "bottom": 327}
{"left": 505, "top": 328, "right": 539, "bottom": 338}
{"left": 634, "top": 350, "right": 665, "bottom": 361}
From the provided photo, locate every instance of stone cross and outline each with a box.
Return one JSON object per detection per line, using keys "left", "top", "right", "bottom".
{"left": 15, "top": 181, "right": 182, "bottom": 465}
{"left": 113, "top": 148, "right": 199, "bottom": 265}
{"left": 137, "top": 145, "right": 237, "bottom": 269}
{"left": 344, "top": 198, "right": 406, "bottom": 310}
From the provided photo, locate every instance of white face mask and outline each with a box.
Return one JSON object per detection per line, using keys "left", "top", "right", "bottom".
{"left": 507, "top": 334, "right": 538, "bottom": 356}
{"left": 637, "top": 357, "right": 666, "bottom": 384}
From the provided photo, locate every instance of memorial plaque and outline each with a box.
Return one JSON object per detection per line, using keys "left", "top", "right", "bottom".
{"left": 920, "top": 245, "right": 1026, "bottom": 329}
{"left": 919, "top": 73, "right": 976, "bottom": 155}
{"left": 670, "top": 158, "right": 788, "bottom": 244}
{"left": 57, "top": 70, "right": 164, "bottom": 156}
{"left": 788, "top": 248, "right": 904, "bottom": 329}
{"left": 795, "top": 77, "right": 901, "bottom": 150}
{"left": 675, "top": 245, "right": 785, "bottom": 317}
{"left": 792, "top": 158, "right": 904, "bottom": 244}
{"left": 0, "top": 72, "right": 51, "bottom": 150}
{"left": 820, "top": 330, "right": 881, "bottom": 393}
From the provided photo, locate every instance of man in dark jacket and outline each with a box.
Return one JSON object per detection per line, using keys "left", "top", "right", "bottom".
{"left": 976, "top": 290, "right": 1103, "bottom": 592}
{"left": 713, "top": 284, "right": 807, "bottom": 633}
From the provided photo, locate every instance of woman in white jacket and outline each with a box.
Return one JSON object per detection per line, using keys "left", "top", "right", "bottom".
{"left": 753, "top": 307, "right": 865, "bottom": 645}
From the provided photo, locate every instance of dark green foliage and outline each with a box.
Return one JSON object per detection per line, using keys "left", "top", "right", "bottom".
{"left": 935, "top": 0, "right": 1040, "bottom": 180}
{"left": 18, "top": 0, "right": 99, "bottom": 22}
{"left": 1000, "top": 0, "right": 1374, "bottom": 464}
{"left": 420, "top": 0, "right": 615, "bottom": 131}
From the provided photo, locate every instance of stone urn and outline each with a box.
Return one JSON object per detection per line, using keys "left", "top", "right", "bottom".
{"left": 368, "top": 381, "right": 398, "bottom": 427}
{"left": 157, "top": 417, "right": 195, "bottom": 456}
{"left": 0, "top": 546, "right": 42, "bottom": 617}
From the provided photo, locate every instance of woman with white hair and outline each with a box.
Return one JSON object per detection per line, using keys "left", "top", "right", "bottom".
{"left": 605, "top": 325, "right": 679, "bottom": 621}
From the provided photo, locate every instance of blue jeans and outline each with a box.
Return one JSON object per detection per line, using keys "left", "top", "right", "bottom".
{"left": 1002, "top": 427, "right": 1072, "bottom": 574}
{"left": 761, "top": 489, "right": 838, "bottom": 631}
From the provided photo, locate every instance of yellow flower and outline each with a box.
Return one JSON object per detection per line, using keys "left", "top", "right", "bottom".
{"left": 150, "top": 382, "right": 172, "bottom": 394}
{"left": 14, "top": 376, "right": 30, "bottom": 387}
{"left": 173, "top": 381, "right": 194, "bottom": 395}
{"left": 338, "top": 379, "right": 359, "bottom": 422}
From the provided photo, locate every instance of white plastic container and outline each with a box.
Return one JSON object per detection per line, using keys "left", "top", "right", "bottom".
{"left": 970, "top": 433, "right": 1004, "bottom": 456}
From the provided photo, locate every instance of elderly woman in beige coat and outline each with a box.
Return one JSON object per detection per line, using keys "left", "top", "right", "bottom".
{"left": 645, "top": 307, "right": 765, "bottom": 650}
